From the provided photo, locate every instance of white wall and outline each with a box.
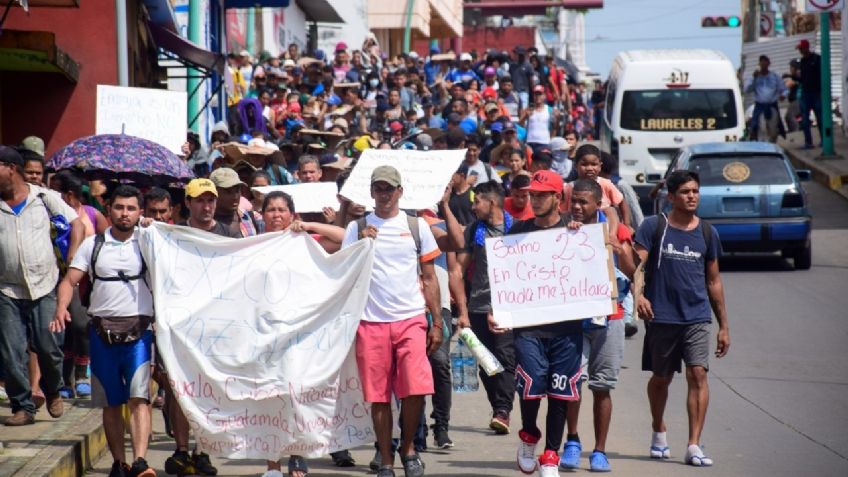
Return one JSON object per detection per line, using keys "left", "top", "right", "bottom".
{"left": 261, "top": 6, "right": 308, "bottom": 57}
{"left": 319, "top": 0, "right": 369, "bottom": 59}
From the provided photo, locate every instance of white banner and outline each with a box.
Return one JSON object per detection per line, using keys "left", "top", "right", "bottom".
{"left": 253, "top": 182, "right": 339, "bottom": 213}
{"left": 139, "top": 224, "right": 376, "bottom": 460}
{"left": 339, "top": 148, "right": 466, "bottom": 210}
{"left": 96, "top": 85, "right": 187, "bottom": 155}
{"left": 485, "top": 223, "right": 616, "bottom": 329}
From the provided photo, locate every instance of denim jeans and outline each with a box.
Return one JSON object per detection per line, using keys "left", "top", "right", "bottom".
{"left": 427, "top": 308, "right": 452, "bottom": 431}
{"left": 799, "top": 90, "right": 823, "bottom": 146}
{"left": 0, "top": 289, "right": 64, "bottom": 415}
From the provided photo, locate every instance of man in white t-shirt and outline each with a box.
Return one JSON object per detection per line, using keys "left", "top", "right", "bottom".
{"left": 50, "top": 185, "right": 157, "bottom": 477}
{"left": 342, "top": 166, "right": 443, "bottom": 477}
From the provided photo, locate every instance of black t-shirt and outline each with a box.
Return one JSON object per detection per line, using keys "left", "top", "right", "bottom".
{"left": 461, "top": 220, "right": 506, "bottom": 314}
{"left": 449, "top": 188, "right": 476, "bottom": 226}
{"left": 178, "top": 220, "right": 241, "bottom": 238}
{"left": 507, "top": 218, "right": 582, "bottom": 338}
{"left": 799, "top": 53, "right": 821, "bottom": 94}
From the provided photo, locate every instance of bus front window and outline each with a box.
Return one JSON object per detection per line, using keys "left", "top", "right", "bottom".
{"left": 620, "top": 89, "right": 737, "bottom": 131}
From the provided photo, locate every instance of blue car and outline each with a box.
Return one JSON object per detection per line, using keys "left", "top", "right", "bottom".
{"left": 653, "top": 142, "right": 812, "bottom": 269}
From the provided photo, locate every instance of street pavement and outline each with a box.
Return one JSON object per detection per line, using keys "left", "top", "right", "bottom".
{"left": 64, "top": 182, "right": 848, "bottom": 477}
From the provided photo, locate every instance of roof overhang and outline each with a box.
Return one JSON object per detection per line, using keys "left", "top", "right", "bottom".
{"left": 464, "top": 0, "right": 603, "bottom": 16}
{"left": 296, "top": 0, "right": 344, "bottom": 23}
{"left": 142, "top": 0, "right": 179, "bottom": 33}
{"left": 148, "top": 22, "right": 225, "bottom": 76}
{"left": 16, "top": 0, "right": 79, "bottom": 7}
{"left": 0, "top": 29, "right": 79, "bottom": 83}
{"left": 224, "top": 0, "right": 290, "bottom": 9}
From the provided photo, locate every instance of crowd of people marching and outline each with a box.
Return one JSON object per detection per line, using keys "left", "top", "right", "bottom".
{"left": 1, "top": 36, "right": 729, "bottom": 477}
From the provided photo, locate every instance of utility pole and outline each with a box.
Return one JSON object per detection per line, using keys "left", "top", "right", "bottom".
{"left": 819, "top": 12, "right": 835, "bottom": 157}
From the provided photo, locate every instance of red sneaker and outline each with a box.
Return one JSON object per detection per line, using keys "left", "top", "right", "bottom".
{"left": 538, "top": 449, "right": 560, "bottom": 477}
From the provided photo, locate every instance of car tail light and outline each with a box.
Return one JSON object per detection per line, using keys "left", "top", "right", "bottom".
{"left": 781, "top": 189, "right": 804, "bottom": 208}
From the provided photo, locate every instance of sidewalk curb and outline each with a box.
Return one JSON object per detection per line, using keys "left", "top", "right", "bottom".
{"left": 783, "top": 147, "right": 848, "bottom": 201}
{"left": 12, "top": 406, "right": 106, "bottom": 477}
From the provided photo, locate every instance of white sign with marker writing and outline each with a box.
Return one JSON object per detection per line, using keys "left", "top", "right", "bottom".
{"left": 96, "top": 85, "right": 187, "bottom": 154}
{"left": 339, "top": 148, "right": 466, "bottom": 210}
{"left": 485, "top": 223, "right": 616, "bottom": 329}
{"left": 253, "top": 182, "right": 340, "bottom": 213}
{"left": 139, "top": 224, "right": 376, "bottom": 460}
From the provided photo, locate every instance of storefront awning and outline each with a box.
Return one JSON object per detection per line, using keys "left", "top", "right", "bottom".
{"left": 142, "top": 0, "right": 179, "bottom": 33}
{"left": 295, "top": 0, "right": 343, "bottom": 23}
{"left": 148, "top": 22, "right": 225, "bottom": 76}
{"left": 0, "top": 29, "right": 79, "bottom": 83}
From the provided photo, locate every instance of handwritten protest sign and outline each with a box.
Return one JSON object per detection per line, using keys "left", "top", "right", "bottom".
{"left": 485, "top": 223, "right": 616, "bottom": 329}
{"left": 339, "top": 148, "right": 466, "bottom": 210}
{"left": 96, "top": 85, "right": 187, "bottom": 154}
{"left": 252, "top": 182, "right": 339, "bottom": 213}
{"left": 139, "top": 224, "right": 375, "bottom": 460}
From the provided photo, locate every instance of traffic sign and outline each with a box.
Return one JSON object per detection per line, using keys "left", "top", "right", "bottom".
{"left": 805, "top": 0, "right": 844, "bottom": 12}
{"left": 760, "top": 12, "right": 775, "bottom": 37}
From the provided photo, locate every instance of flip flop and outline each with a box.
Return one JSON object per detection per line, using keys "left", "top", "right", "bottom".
{"left": 650, "top": 445, "right": 671, "bottom": 459}
{"left": 287, "top": 455, "right": 309, "bottom": 476}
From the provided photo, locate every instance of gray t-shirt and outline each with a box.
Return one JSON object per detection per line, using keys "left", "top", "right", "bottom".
{"left": 462, "top": 220, "right": 505, "bottom": 314}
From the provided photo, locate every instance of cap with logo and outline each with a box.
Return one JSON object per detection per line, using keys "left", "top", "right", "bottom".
{"left": 371, "top": 165, "right": 402, "bottom": 187}
{"left": 209, "top": 167, "right": 246, "bottom": 189}
{"left": 186, "top": 178, "right": 218, "bottom": 198}
{"left": 524, "top": 170, "right": 564, "bottom": 194}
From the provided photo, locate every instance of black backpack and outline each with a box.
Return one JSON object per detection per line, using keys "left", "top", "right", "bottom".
{"left": 80, "top": 233, "right": 148, "bottom": 307}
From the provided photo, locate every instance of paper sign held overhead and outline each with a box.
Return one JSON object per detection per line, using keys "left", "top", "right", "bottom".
{"left": 253, "top": 182, "right": 340, "bottom": 213}
{"left": 339, "top": 148, "right": 466, "bottom": 211}
{"left": 485, "top": 223, "right": 617, "bottom": 329}
{"left": 96, "top": 85, "right": 187, "bottom": 155}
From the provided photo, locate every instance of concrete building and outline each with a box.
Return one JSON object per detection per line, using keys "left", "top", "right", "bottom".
{"left": 368, "top": 0, "right": 464, "bottom": 55}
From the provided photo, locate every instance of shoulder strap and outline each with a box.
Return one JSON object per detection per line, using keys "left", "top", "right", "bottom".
{"left": 700, "top": 218, "right": 713, "bottom": 266}
{"left": 644, "top": 214, "right": 667, "bottom": 291}
{"left": 90, "top": 233, "right": 106, "bottom": 282}
{"left": 37, "top": 192, "right": 55, "bottom": 217}
{"left": 483, "top": 163, "right": 494, "bottom": 181}
{"left": 407, "top": 214, "right": 421, "bottom": 257}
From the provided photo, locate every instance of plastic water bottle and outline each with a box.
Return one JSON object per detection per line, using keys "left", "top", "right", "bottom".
{"left": 451, "top": 340, "right": 479, "bottom": 392}
{"left": 459, "top": 328, "right": 505, "bottom": 376}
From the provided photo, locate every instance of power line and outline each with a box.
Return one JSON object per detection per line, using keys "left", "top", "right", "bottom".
{"left": 589, "top": 0, "right": 711, "bottom": 28}
{"left": 589, "top": 33, "right": 739, "bottom": 43}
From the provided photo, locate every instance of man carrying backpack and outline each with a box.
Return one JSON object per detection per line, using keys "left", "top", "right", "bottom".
{"left": 51, "top": 185, "right": 156, "bottom": 477}
{"left": 633, "top": 170, "right": 730, "bottom": 467}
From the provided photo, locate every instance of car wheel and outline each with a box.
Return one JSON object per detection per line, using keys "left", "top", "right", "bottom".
{"left": 794, "top": 242, "right": 812, "bottom": 270}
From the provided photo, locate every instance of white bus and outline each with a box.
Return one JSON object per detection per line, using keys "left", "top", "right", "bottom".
{"left": 600, "top": 49, "right": 744, "bottom": 200}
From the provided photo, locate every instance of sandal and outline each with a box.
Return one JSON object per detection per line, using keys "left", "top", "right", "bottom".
{"left": 589, "top": 450, "right": 611, "bottom": 472}
{"left": 400, "top": 453, "right": 424, "bottom": 477}
{"left": 560, "top": 439, "right": 581, "bottom": 469}
{"left": 287, "top": 455, "right": 309, "bottom": 476}
{"left": 650, "top": 445, "right": 670, "bottom": 459}
{"left": 330, "top": 450, "right": 355, "bottom": 467}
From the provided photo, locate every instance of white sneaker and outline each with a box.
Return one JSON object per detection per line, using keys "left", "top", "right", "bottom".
{"left": 517, "top": 430, "right": 540, "bottom": 474}
{"left": 538, "top": 449, "right": 561, "bottom": 477}
{"left": 261, "top": 470, "right": 284, "bottom": 477}
{"left": 685, "top": 444, "right": 713, "bottom": 467}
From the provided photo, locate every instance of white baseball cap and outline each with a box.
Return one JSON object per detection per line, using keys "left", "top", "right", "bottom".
{"left": 459, "top": 52, "right": 473, "bottom": 62}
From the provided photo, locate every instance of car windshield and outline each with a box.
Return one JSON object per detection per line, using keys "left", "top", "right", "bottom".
{"left": 620, "top": 89, "right": 737, "bottom": 131}
{"left": 689, "top": 154, "right": 793, "bottom": 186}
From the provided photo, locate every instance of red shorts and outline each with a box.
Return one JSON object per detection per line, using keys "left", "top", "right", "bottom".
{"left": 355, "top": 314, "right": 434, "bottom": 403}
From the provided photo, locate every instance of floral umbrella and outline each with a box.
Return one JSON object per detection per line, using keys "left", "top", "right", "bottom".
{"left": 46, "top": 134, "right": 194, "bottom": 186}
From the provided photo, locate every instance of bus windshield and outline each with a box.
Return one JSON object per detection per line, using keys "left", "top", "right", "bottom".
{"left": 620, "top": 89, "right": 737, "bottom": 131}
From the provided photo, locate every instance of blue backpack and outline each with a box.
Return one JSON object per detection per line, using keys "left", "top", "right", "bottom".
{"left": 38, "top": 193, "right": 71, "bottom": 276}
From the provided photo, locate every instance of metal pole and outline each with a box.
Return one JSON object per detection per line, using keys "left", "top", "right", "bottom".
{"left": 819, "top": 12, "right": 834, "bottom": 156}
{"left": 187, "top": 0, "right": 202, "bottom": 129}
{"left": 115, "top": 0, "right": 129, "bottom": 86}
{"left": 403, "top": 0, "right": 415, "bottom": 53}
{"left": 246, "top": 7, "right": 255, "bottom": 55}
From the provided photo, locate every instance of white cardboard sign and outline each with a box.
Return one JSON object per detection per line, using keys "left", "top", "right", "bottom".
{"left": 253, "top": 182, "right": 340, "bottom": 213}
{"left": 339, "top": 148, "right": 466, "bottom": 210}
{"left": 485, "top": 223, "right": 616, "bottom": 329}
{"left": 96, "top": 85, "right": 187, "bottom": 154}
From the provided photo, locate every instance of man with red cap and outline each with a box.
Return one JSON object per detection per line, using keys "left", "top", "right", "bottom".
{"left": 793, "top": 39, "right": 823, "bottom": 149}
{"left": 487, "top": 170, "right": 585, "bottom": 477}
